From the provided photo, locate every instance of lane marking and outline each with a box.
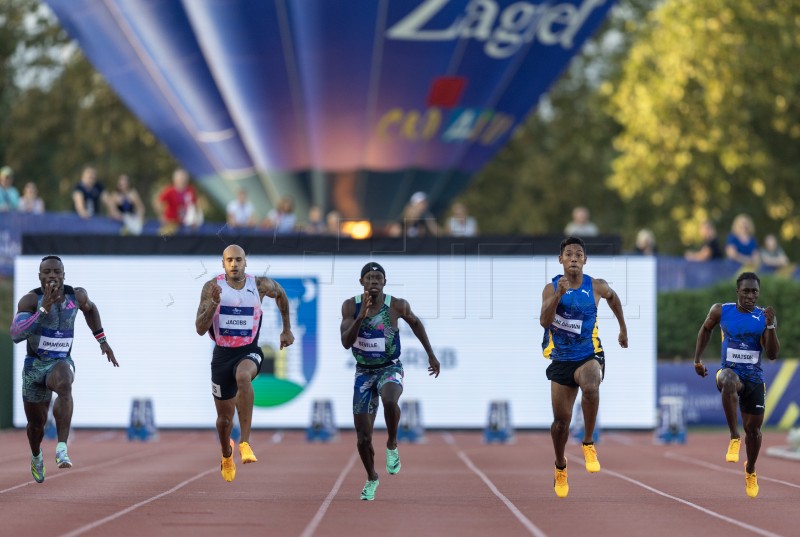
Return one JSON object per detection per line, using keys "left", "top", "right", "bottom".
{"left": 443, "top": 433, "right": 549, "bottom": 537}
{"left": 55, "top": 467, "right": 218, "bottom": 537}
{"left": 298, "top": 451, "right": 359, "bottom": 537}
{"left": 596, "top": 464, "right": 786, "bottom": 537}
{"left": 664, "top": 451, "right": 800, "bottom": 490}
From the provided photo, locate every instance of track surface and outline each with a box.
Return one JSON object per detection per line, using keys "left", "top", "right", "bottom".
{"left": 1, "top": 429, "right": 798, "bottom": 537}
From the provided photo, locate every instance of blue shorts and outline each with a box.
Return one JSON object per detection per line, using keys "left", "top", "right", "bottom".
{"left": 353, "top": 362, "right": 404, "bottom": 415}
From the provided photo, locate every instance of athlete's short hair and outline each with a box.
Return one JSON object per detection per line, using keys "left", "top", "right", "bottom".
{"left": 736, "top": 272, "right": 760, "bottom": 288}
{"left": 41, "top": 255, "right": 62, "bottom": 263}
{"left": 560, "top": 236, "right": 586, "bottom": 256}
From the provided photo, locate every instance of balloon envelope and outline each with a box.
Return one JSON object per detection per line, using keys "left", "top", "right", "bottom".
{"left": 45, "top": 0, "right": 616, "bottom": 222}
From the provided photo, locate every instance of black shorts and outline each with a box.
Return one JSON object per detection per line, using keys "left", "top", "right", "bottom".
{"left": 716, "top": 370, "right": 766, "bottom": 415}
{"left": 546, "top": 353, "right": 605, "bottom": 388}
{"left": 211, "top": 345, "right": 263, "bottom": 400}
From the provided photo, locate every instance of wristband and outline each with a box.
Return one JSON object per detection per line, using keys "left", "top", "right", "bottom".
{"left": 94, "top": 328, "right": 107, "bottom": 344}
{"left": 39, "top": 306, "right": 49, "bottom": 315}
{"left": 766, "top": 324, "right": 776, "bottom": 330}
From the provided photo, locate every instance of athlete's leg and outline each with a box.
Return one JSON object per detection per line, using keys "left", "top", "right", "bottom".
{"left": 46, "top": 361, "right": 75, "bottom": 443}
{"left": 380, "top": 383, "right": 403, "bottom": 450}
{"left": 551, "top": 382, "right": 579, "bottom": 468}
{"left": 355, "top": 412, "right": 379, "bottom": 480}
{"left": 23, "top": 400, "right": 49, "bottom": 456}
{"left": 574, "top": 359, "right": 603, "bottom": 443}
{"left": 214, "top": 398, "right": 236, "bottom": 457}
{"left": 716, "top": 369, "right": 743, "bottom": 439}
{"left": 741, "top": 412, "right": 763, "bottom": 473}
{"left": 234, "top": 359, "right": 258, "bottom": 444}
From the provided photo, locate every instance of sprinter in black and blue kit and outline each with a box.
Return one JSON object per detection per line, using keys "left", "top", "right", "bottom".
{"left": 693, "top": 272, "right": 780, "bottom": 498}
{"left": 540, "top": 237, "right": 628, "bottom": 498}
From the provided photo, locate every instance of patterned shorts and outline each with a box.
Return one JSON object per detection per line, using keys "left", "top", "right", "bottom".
{"left": 353, "top": 362, "right": 404, "bottom": 415}
{"left": 22, "top": 355, "right": 75, "bottom": 404}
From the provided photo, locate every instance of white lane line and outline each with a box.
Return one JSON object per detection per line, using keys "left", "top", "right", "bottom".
{"left": 602, "top": 467, "right": 786, "bottom": 537}
{"left": 298, "top": 451, "right": 359, "bottom": 537}
{"left": 0, "top": 445, "right": 170, "bottom": 494}
{"left": 443, "top": 433, "right": 549, "bottom": 537}
{"left": 665, "top": 451, "right": 800, "bottom": 490}
{"left": 55, "top": 467, "right": 218, "bottom": 537}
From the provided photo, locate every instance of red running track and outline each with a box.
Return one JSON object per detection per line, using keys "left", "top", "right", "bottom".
{"left": 0, "top": 429, "right": 798, "bottom": 537}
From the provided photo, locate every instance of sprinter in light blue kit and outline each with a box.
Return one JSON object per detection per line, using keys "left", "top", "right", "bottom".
{"left": 693, "top": 272, "right": 780, "bottom": 498}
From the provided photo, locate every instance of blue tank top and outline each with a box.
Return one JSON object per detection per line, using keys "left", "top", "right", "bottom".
{"left": 542, "top": 274, "right": 603, "bottom": 362}
{"left": 26, "top": 285, "right": 80, "bottom": 359}
{"left": 719, "top": 302, "right": 765, "bottom": 383}
{"left": 351, "top": 294, "right": 401, "bottom": 366}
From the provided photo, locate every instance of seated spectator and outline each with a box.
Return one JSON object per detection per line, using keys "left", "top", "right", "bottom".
{"left": 0, "top": 166, "right": 20, "bottom": 212}
{"left": 227, "top": 188, "right": 256, "bottom": 229}
{"left": 685, "top": 220, "right": 723, "bottom": 261}
{"left": 108, "top": 174, "right": 146, "bottom": 235}
{"left": 73, "top": 165, "right": 109, "bottom": 218}
{"left": 401, "top": 191, "right": 439, "bottom": 237}
{"left": 303, "top": 205, "right": 327, "bottom": 234}
{"left": 445, "top": 202, "right": 478, "bottom": 237}
{"left": 725, "top": 213, "right": 760, "bottom": 267}
{"left": 154, "top": 168, "right": 201, "bottom": 233}
{"left": 760, "top": 234, "right": 790, "bottom": 269}
{"left": 18, "top": 182, "right": 45, "bottom": 214}
{"left": 564, "top": 206, "right": 598, "bottom": 237}
{"left": 262, "top": 196, "right": 297, "bottom": 234}
{"left": 633, "top": 228, "right": 657, "bottom": 255}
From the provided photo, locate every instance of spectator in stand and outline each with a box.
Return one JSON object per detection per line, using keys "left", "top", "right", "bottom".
{"left": 685, "top": 220, "right": 723, "bottom": 262}
{"left": 0, "top": 166, "right": 21, "bottom": 212}
{"left": 760, "top": 234, "right": 790, "bottom": 270}
{"left": 226, "top": 188, "right": 256, "bottom": 229}
{"left": 262, "top": 196, "right": 297, "bottom": 234}
{"left": 73, "top": 165, "right": 108, "bottom": 219}
{"left": 108, "top": 174, "right": 146, "bottom": 235}
{"left": 400, "top": 191, "right": 439, "bottom": 237}
{"left": 725, "top": 214, "right": 760, "bottom": 267}
{"left": 303, "top": 205, "right": 327, "bottom": 234}
{"left": 18, "top": 182, "right": 45, "bottom": 214}
{"left": 326, "top": 210, "right": 343, "bottom": 236}
{"left": 154, "top": 168, "right": 201, "bottom": 234}
{"left": 633, "top": 228, "right": 657, "bottom": 256}
{"left": 564, "top": 206, "right": 599, "bottom": 237}
{"left": 445, "top": 202, "right": 478, "bottom": 237}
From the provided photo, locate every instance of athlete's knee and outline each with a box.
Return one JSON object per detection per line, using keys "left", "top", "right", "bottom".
{"left": 235, "top": 369, "right": 253, "bottom": 388}
{"left": 718, "top": 378, "right": 738, "bottom": 395}
{"left": 50, "top": 378, "right": 73, "bottom": 398}
{"left": 356, "top": 429, "right": 373, "bottom": 447}
{"left": 216, "top": 413, "right": 233, "bottom": 430}
{"left": 743, "top": 422, "right": 762, "bottom": 439}
{"left": 581, "top": 384, "right": 600, "bottom": 402}
{"left": 551, "top": 417, "right": 571, "bottom": 434}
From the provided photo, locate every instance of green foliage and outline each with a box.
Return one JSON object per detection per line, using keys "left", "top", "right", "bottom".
{"left": 658, "top": 275, "right": 800, "bottom": 360}
{"left": 609, "top": 0, "right": 800, "bottom": 257}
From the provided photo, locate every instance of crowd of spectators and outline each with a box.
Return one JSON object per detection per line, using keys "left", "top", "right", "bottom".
{"left": 1, "top": 162, "right": 795, "bottom": 271}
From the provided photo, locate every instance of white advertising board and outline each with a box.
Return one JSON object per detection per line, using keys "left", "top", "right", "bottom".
{"left": 13, "top": 255, "right": 656, "bottom": 429}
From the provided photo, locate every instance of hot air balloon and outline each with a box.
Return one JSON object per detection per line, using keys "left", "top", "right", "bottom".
{"left": 44, "top": 0, "right": 615, "bottom": 228}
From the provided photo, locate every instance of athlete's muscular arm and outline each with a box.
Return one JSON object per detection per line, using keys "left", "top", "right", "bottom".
{"left": 256, "top": 277, "right": 294, "bottom": 349}
{"left": 394, "top": 298, "right": 440, "bottom": 377}
{"left": 761, "top": 306, "right": 780, "bottom": 360}
{"left": 195, "top": 279, "right": 221, "bottom": 336}
{"left": 10, "top": 293, "right": 41, "bottom": 342}
{"left": 340, "top": 294, "right": 369, "bottom": 349}
{"left": 593, "top": 278, "right": 628, "bottom": 348}
{"left": 540, "top": 277, "right": 569, "bottom": 328}
{"left": 76, "top": 287, "right": 119, "bottom": 367}
{"left": 693, "top": 303, "right": 722, "bottom": 378}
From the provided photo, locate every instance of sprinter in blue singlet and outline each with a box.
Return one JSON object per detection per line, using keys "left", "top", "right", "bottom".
{"left": 340, "top": 262, "right": 440, "bottom": 501}
{"left": 693, "top": 272, "right": 780, "bottom": 498}
{"left": 540, "top": 237, "right": 628, "bottom": 498}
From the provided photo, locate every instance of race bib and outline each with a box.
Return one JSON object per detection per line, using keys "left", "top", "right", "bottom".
{"left": 553, "top": 314, "right": 582, "bottom": 335}
{"left": 726, "top": 347, "right": 760, "bottom": 364}
{"left": 354, "top": 336, "right": 386, "bottom": 353}
{"left": 219, "top": 305, "right": 254, "bottom": 336}
{"left": 38, "top": 328, "right": 74, "bottom": 358}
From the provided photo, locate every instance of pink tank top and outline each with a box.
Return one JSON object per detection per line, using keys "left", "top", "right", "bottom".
{"left": 210, "top": 274, "right": 262, "bottom": 347}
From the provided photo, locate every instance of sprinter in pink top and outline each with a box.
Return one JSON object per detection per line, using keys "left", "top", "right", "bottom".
{"left": 196, "top": 244, "right": 294, "bottom": 482}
